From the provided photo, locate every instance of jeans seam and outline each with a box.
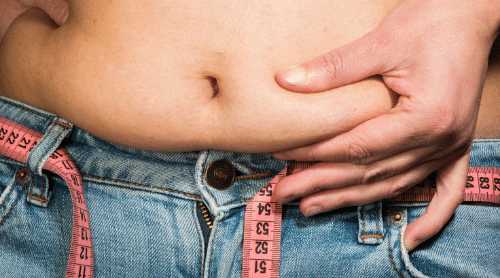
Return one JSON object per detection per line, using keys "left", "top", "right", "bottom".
{"left": 27, "top": 194, "right": 48, "bottom": 204}
{"left": 206, "top": 189, "right": 219, "bottom": 207}
{"left": 191, "top": 201, "right": 204, "bottom": 278}
{"left": 360, "top": 234, "right": 383, "bottom": 239}
{"left": 362, "top": 205, "right": 367, "bottom": 244}
{"left": 0, "top": 156, "right": 17, "bottom": 163}
{"left": 234, "top": 171, "right": 273, "bottom": 181}
{"left": 81, "top": 174, "right": 202, "bottom": 200}
{"left": 360, "top": 204, "right": 384, "bottom": 243}
{"left": 399, "top": 226, "right": 411, "bottom": 277}
{"left": 199, "top": 157, "right": 216, "bottom": 206}
{"left": 53, "top": 119, "right": 72, "bottom": 129}
{"left": 206, "top": 212, "right": 223, "bottom": 277}
{"left": 0, "top": 159, "right": 26, "bottom": 210}
{"left": 360, "top": 234, "right": 382, "bottom": 241}
{"left": 0, "top": 98, "right": 56, "bottom": 120}
{"left": 235, "top": 165, "right": 273, "bottom": 181}
{"left": 473, "top": 139, "right": 500, "bottom": 143}
{"left": 376, "top": 202, "right": 380, "bottom": 244}
{"left": 207, "top": 225, "right": 218, "bottom": 276}
{"left": 0, "top": 181, "right": 16, "bottom": 210}
{"left": 0, "top": 182, "right": 28, "bottom": 227}
{"left": 226, "top": 199, "right": 251, "bottom": 206}
{"left": 388, "top": 208, "right": 404, "bottom": 278}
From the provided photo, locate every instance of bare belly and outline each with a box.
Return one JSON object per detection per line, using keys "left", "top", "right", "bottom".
{"left": 0, "top": 0, "right": 498, "bottom": 152}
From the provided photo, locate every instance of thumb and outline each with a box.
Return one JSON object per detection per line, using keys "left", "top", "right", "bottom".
{"left": 275, "top": 29, "right": 393, "bottom": 93}
{"left": 403, "top": 152, "right": 470, "bottom": 252}
{"left": 34, "top": 0, "right": 69, "bottom": 26}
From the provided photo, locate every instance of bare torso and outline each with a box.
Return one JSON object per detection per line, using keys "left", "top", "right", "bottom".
{"left": 0, "top": 0, "right": 498, "bottom": 152}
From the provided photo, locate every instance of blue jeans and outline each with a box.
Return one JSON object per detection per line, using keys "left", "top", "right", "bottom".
{"left": 0, "top": 96, "right": 499, "bottom": 277}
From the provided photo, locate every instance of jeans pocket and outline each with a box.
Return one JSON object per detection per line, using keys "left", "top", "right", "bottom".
{"left": 391, "top": 203, "right": 500, "bottom": 278}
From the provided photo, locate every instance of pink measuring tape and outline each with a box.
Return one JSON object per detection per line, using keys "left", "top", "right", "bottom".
{"left": 0, "top": 116, "right": 94, "bottom": 278}
{"left": 242, "top": 162, "right": 314, "bottom": 278}
{"left": 1, "top": 115, "right": 499, "bottom": 278}
{"left": 242, "top": 163, "right": 500, "bottom": 277}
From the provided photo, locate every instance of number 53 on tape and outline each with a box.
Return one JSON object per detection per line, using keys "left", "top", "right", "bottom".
{"left": 242, "top": 162, "right": 314, "bottom": 278}
{"left": 242, "top": 162, "right": 500, "bottom": 277}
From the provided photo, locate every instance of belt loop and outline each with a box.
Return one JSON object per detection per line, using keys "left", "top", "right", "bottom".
{"left": 357, "top": 201, "right": 385, "bottom": 245}
{"left": 25, "top": 117, "right": 73, "bottom": 207}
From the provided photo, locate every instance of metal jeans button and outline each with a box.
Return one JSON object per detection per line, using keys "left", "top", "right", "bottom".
{"left": 389, "top": 209, "right": 406, "bottom": 226}
{"left": 205, "top": 159, "right": 235, "bottom": 190}
{"left": 16, "top": 167, "right": 31, "bottom": 184}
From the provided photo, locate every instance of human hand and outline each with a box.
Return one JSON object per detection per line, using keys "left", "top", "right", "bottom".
{"left": 273, "top": 0, "right": 500, "bottom": 251}
{"left": 0, "top": 0, "right": 69, "bottom": 40}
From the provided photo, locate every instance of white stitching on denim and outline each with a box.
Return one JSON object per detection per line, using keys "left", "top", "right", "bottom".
{"left": 0, "top": 181, "right": 16, "bottom": 210}
{"left": 0, "top": 98, "right": 56, "bottom": 120}
{"left": 388, "top": 209, "right": 404, "bottom": 278}
{"left": 206, "top": 211, "right": 224, "bottom": 277}
{"left": 375, "top": 202, "right": 380, "bottom": 244}
{"left": 362, "top": 205, "right": 367, "bottom": 244}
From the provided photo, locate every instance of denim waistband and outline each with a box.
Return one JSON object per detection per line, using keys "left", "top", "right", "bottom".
{"left": 1, "top": 96, "right": 499, "bottom": 206}
{"left": 0, "top": 96, "right": 289, "bottom": 210}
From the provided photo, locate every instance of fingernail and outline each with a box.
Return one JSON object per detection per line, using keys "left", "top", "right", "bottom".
{"left": 54, "top": 1, "right": 70, "bottom": 25}
{"left": 304, "top": 205, "right": 322, "bottom": 217}
{"left": 281, "top": 65, "right": 306, "bottom": 85}
{"left": 404, "top": 239, "right": 420, "bottom": 252}
{"left": 61, "top": 11, "right": 69, "bottom": 24}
